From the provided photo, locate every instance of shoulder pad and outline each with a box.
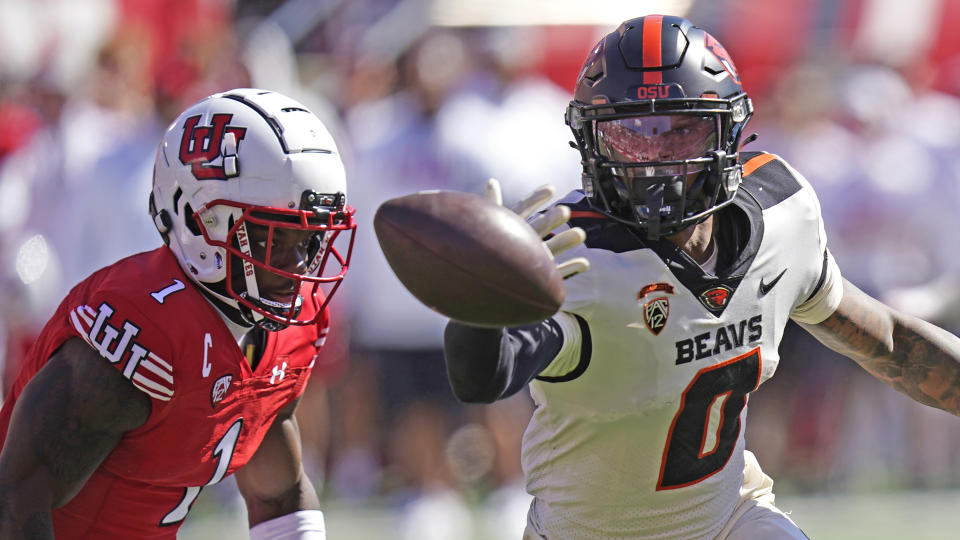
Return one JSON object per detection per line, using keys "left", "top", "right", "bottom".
{"left": 68, "top": 290, "right": 178, "bottom": 403}
{"left": 738, "top": 152, "right": 803, "bottom": 210}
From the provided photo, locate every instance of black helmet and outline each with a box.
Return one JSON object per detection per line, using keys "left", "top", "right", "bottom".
{"left": 566, "top": 15, "right": 753, "bottom": 239}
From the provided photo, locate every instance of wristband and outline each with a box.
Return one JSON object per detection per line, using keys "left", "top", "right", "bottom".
{"left": 249, "top": 510, "right": 326, "bottom": 540}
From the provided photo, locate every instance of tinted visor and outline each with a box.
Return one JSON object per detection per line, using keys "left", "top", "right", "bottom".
{"left": 596, "top": 115, "right": 718, "bottom": 164}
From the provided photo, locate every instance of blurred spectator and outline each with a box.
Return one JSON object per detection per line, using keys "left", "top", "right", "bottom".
{"left": 331, "top": 30, "right": 486, "bottom": 520}
{"left": 4, "top": 3, "right": 960, "bottom": 534}
{"left": 434, "top": 26, "right": 582, "bottom": 204}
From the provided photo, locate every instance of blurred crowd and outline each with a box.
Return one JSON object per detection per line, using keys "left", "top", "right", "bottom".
{"left": 4, "top": 0, "right": 960, "bottom": 536}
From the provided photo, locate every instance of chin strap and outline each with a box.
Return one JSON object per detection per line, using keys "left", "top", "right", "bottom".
{"left": 196, "top": 282, "right": 254, "bottom": 329}
{"left": 235, "top": 222, "right": 262, "bottom": 303}
{"left": 740, "top": 132, "right": 759, "bottom": 150}
{"left": 234, "top": 220, "right": 272, "bottom": 328}
{"left": 241, "top": 293, "right": 303, "bottom": 332}
{"left": 233, "top": 220, "right": 303, "bottom": 330}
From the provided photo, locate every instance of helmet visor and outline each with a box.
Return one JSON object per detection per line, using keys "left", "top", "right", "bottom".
{"left": 596, "top": 114, "right": 718, "bottom": 165}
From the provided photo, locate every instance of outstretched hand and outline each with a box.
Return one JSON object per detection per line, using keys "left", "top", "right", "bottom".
{"left": 485, "top": 178, "right": 590, "bottom": 279}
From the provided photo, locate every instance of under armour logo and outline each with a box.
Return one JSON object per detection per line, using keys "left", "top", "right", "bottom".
{"left": 270, "top": 361, "right": 288, "bottom": 384}
{"left": 179, "top": 114, "right": 247, "bottom": 180}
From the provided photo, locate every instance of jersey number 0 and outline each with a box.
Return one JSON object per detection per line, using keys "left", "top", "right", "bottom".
{"left": 657, "top": 348, "right": 761, "bottom": 490}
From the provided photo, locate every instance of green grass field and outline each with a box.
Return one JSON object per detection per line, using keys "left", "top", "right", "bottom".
{"left": 178, "top": 485, "right": 960, "bottom": 539}
{"left": 777, "top": 490, "right": 960, "bottom": 540}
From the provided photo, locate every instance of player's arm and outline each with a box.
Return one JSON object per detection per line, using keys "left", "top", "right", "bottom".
{"left": 799, "top": 278, "right": 960, "bottom": 415}
{"left": 443, "top": 180, "right": 590, "bottom": 403}
{"left": 235, "top": 396, "right": 326, "bottom": 539}
{"left": 444, "top": 318, "right": 565, "bottom": 403}
{"left": 0, "top": 337, "right": 151, "bottom": 539}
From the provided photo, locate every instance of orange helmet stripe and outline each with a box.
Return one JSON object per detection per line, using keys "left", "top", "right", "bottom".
{"left": 642, "top": 15, "right": 664, "bottom": 85}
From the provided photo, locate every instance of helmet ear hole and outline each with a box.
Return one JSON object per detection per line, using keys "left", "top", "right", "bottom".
{"left": 183, "top": 203, "right": 203, "bottom": 236}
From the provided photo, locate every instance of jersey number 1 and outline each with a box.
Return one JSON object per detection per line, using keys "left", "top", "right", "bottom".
{"left": 160, "top": 419, "right": 243, "bottom": 525}
{"left": 657, "top": 348, "right": 761, "bottom": 490}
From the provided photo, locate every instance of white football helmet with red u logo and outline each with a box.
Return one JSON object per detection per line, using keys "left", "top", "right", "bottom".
{"left": 150, "top": 88, "right": 356, "bottom": 331}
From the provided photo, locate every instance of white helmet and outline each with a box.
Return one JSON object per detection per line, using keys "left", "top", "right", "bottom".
{"left": 150, "top": 88, "right": 356, "bottom": 331}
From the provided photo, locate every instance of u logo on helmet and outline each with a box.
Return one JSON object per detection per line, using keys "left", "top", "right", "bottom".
{"left": 179, "top": 114, "right": 248, "bottom": 180}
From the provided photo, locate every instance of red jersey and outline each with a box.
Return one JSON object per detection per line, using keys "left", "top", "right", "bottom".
{"left": 0, "top": 247, "right": 329, "bottom": 538}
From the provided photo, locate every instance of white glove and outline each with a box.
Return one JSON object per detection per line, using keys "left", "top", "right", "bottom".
{"left": 485, "top": 178, "right": 590, "bottom": 279}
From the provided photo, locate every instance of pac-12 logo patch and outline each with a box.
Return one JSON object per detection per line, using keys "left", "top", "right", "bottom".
{"left": 644, "top": 297, "right": 670, "bottom": 335}
{"left": 638, "top": 282, "right": 674, "bottom": 335}
{"left": 211, "top": 374, "right": 233, "bottom": 407}
{"left": 179, "top": 113, "right": 247, "bottom": 180}
{"left": 699, "top": 285, "right": 733, "bottom": 311}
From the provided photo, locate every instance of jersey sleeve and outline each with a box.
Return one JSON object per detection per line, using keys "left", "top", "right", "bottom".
{"left": 557, "top": 232, "right": 599, "bottom": 316}
{"left": 66, "top": 290, "right": 177, "bottom": 411}
{"left": 443, "top": 316, "right": 566, "bottom": 403}
{"left": 777, "top": 159, "right": 846, "bottom": 325}
{"left": 791, "top": 249, "right": 844, "bottom": 324}
{"left": 536, "top": 311, "right": 589, "bottom": 379}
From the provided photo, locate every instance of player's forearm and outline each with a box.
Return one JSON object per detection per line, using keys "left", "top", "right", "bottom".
{"left": 878, "top": 313, "right": 960, "bottom": 414}
{"left": 443, "top": 322, "right": 512, "bottom": 403}
{"left": 804, "top": 281, "right": 960, "bottom": 415}
{"left": 238, "top": 410, "right": 322, "bottom": 527}
{"left": 0, "top": 484, "right": 55, "bottom": 539}
{"left": 245, "top": 474, "right": 322, "bottom": 527}
{"left": 443, "top": 319, "right": 565, "bottom": 403}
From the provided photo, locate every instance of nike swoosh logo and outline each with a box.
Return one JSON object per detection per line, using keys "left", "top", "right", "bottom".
{"left": 759, "top": 269, "right": 787, "bottom": 296}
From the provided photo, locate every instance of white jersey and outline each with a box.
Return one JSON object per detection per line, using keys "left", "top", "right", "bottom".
{"left": 522, "top": 152, "right": 843, "bottom": 539}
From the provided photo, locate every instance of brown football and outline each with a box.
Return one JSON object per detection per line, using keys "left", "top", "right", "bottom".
{"left": 374, "top": 191, "right": 565, "bottom": 327}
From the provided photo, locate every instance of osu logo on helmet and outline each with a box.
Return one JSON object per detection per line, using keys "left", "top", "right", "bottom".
{"left": 179, "top": 114, "right": 248, "bottom": 181}
{"left": 704, "top": 33, "right": 740, "bottom": 83}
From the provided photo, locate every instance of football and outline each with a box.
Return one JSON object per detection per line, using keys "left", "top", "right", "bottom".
{"left": 374, "top": 190, "right": 565, "bottom": 327}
